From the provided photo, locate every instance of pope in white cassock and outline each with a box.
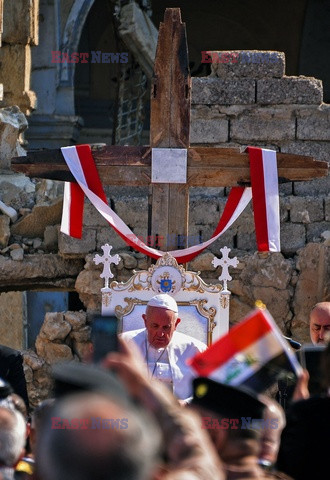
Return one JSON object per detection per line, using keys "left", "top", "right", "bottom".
{"left": 121, "top": 293, "right": 207, "bottom": 401}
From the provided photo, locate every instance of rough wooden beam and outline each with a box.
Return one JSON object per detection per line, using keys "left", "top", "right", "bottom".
{"left": 149, "top": 8, "right": 191, "bottom": 249}
{"left": 12, "top": 147, "right": 328, "bottom": 185}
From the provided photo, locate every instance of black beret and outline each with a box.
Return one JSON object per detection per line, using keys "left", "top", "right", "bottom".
{"left": 51, "top": 362, "right": 132, "bottom": 407}
{"left": 192, "top": 377, "right": 266, "bottom": 419}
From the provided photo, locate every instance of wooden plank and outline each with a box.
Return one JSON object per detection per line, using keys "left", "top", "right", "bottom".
{"left": 11, "top": 163, "right": 151, "bottom": 185}
{"left": 189, "top": 147, "right": 328, "bottom": 169}
{"left": 169, "top": 185, "right": 189, "bottom": 248}
{"left": 12, "top": 146, "right": 329, "bottom": 178}
{"left": 149, "top": 184, "right": 170, "bottom": 248}
{"left": 187, "top": 148, "right": 328, "bottom": 185}
{"left": 15, "top": 162, "right": 326, "bottom": 187}
{"left": 13, "top": 145, "right": 326, "bottom": 170}
{"left": 149, "top": 9, "right": 191, "bottom": 250}
{"left": 12, "top": 147, "right": 328, "bottom": 185}
{"left": 149, "top": 11, "right": 172, "bottom": 249}
{"left": 168, "top": 9, "right": 190, "bottom": 249}
{"left": 169, "top": 10, "right": 190, "bottom": 148}
{"left": 11, "top": 145, "right": 152, "bottom": 184}
{"left": 11, "top": 145, "right": 151, "bottom": 166}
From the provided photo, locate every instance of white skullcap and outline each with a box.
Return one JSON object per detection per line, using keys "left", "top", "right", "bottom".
{"left": 147, "top": 294, "right": 178, "bottom": 313}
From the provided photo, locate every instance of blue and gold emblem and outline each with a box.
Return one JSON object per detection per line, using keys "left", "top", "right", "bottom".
{"left": 160, "top": 278, "right": 172, "bottom": 292}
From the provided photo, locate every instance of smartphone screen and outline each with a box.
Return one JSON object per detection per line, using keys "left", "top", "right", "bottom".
{"left": 299, "top": 344, "right": 326, "bottom": 395}
{"left": 91, "top": 315, "right": 119, "bottom": 363}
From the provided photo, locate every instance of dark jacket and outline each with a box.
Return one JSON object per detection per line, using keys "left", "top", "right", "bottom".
{"left": 0, "top": 345, "right": 29, "bottom": 408}
{"left": 277, "top": 395, "right": 330, "bottom": 480}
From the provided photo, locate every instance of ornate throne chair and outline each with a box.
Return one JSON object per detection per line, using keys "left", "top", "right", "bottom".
{"left": 96, "top": 251, "right": 234, "bottom": 345}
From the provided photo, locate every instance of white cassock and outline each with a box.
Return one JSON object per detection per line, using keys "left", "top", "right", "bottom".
{"left": 121, "top": 328, "right": 207, "bottom": 401}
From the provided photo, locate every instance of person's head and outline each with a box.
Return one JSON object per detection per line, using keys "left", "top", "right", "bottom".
{"left": 0, "top": 407, "right": 26, "bottom": 468}
{"left": 191, "top": 378, "right": 266, "bottom": 462}
{"left": 259, "top": 396, "right": 286, "bottom": 467}
{"left": 309, "top": 302, "right": 330, "bottom": 345}
{"left": 142, "top": 294, "right": 180, "bottom": 349}
{"left": 9, "top": 394, "right": 28, "bottom": 421}
{"left": 35, "top": 392, "right": 161, "bottom": 480}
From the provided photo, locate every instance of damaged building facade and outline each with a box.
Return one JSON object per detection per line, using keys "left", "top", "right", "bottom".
{"left": 0, "top": 0, "right": 329, "bottom": 405}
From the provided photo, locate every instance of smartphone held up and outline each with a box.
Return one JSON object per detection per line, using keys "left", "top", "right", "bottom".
{"left": 298, "top": 344, "right": 326, "bottom": 396}
{"left": 91, "top": 315, "right": 119, "bottom": 363}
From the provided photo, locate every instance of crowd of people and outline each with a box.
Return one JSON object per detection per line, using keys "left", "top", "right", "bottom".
{"left": 0, "top": 296, "right": 329, "bottom": 480}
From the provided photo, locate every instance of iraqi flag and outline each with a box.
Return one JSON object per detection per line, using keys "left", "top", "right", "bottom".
{"left": 189, "top": 307, "right": 302, "bottom": 393}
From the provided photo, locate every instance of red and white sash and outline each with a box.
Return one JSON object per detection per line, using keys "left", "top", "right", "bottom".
{"left": 60, "top": 145, "right": 279, "bottom": 262}
{"left": 247, "top": 147, "right": 280, "bottom": 252}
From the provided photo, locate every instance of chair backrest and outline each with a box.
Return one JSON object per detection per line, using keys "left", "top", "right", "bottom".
{"left": 106, "top": 253, "right": 229, "bottom": 345}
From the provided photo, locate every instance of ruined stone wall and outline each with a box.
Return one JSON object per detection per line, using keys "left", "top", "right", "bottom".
{"left": 69, "top": 52, "right": 330, "bottom": 341}
{"left": 0, "top": 49, "right": 329, "bottom": 406}
{"left": 24, "top": 310, "right": 90, "bottom": 406}
{"left": 0, "top": 291, "right": 25, "bottom": 349}
{"left": 0, "top": 0, "right": 38, "bottom": 114}
{"left": 0, "top": 0, "right": 39, "bottom": 349}
{"left": 189, "top": 51, "right": 330, "bottom": 339}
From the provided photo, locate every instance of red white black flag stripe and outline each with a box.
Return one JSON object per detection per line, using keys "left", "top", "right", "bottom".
{"left": 189, "top": 308, "right": 302, "bottom": 393}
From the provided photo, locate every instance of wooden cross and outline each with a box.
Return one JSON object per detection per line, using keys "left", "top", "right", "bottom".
{"left": 11, "top": 9, "right": 328, "bottom": 252}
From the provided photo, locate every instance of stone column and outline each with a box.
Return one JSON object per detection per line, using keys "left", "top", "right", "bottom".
{"left": 0, "top": 0, "right": 38, "bottom": 114}
{"left": 26, "top": 0, "right": 91, "bottom": 149}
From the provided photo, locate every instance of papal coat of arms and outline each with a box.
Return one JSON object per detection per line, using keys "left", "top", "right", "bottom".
{"left": 160, "top": 278, "right": 173, "bottom": 292}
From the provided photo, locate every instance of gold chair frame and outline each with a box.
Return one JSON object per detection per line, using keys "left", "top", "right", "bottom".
{"left": 107, "top": 253, "right": 228, "bottom": 345}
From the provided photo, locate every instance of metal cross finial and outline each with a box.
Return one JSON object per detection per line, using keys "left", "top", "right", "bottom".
{"left": 212, "top": 246, "right": 239, "bottom": 292}
{"left": 93, "top": 244, "right": 120, "bottom": 289}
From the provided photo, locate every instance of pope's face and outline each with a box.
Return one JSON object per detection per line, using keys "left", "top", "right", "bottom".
{"left": 310, "top": 306, "right": 330, "bottom": 345}
{"left": 143, "top": 306, "right": 180, "bottom": 349}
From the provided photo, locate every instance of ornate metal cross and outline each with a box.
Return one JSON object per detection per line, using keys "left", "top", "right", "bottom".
{"left": 213, "top": 246, "right": 239, "bottom": 292}
{"left": 93, "top": 244, "right": 120, "bottom": 289}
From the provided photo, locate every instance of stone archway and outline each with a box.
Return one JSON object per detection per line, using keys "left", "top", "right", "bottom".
{"left": 55, "top": 0, "right": 96, "bottom": 117}
{"left": 27, "top": 0, "right": 96, "bottom": 148}
{"left": 73, "top": 0, "right": 120, "bottom": 144}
